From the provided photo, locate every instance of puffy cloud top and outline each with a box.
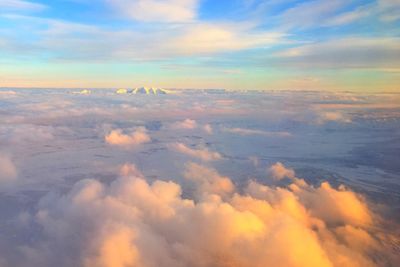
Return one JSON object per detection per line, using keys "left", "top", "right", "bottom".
{"left": 105, "top": 127, "right": 151, "bottom": 147}
{"left": 13, "top": 162, "right": 398, "bottom": 267}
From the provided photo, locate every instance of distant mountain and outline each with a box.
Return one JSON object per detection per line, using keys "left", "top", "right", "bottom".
{"left": 115, "top": 87, "right": 174, "bottom": 95}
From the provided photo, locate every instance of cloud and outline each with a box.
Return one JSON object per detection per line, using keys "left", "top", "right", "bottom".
{"left": 0, "top": 153, "right": 17, "bottom": 186}
{"left": 169, "top": 119, "right": 213, "bottom": 134}
{"left": 183, "top": 162, "right": 235, "bottom": 199}
{"left": 223, "top": 127, "right": 292, "bottom": 137}
{"left": 316, "top": 111, "right": 352, "bottom": 124}
{"left": 268, "top": 162, "right": 296, "bottom": 181}
{"left": 0, "top": 0, "right": 46, "bottom": 12}
{"left": 325, "top": 4, "right": 372, "bottom": 26}
{"left": 279, "top": 0, "right": 346, "bottom": 29}
{"left": 166, "top": 23, "right": 285, "bottom": 55}
{"left": 1, "top": 15, "right": 286, "bottom": 62}
{"left": 203, "top": 124, "right": 213, "bottom": 134}
{"left": 378, "top": 0, "right": 400, "bottom": 21}
{"left": 106, "top": 0, "right": 199, "bottom": 22}
{"left": 170, "top": 119, "right": 198, "bottom": 129}
{"left": 170, "top": 143, "right": 222, "bottom": 161}
{"left": 0, "top": 90, "right": 17, "bottom": 96}
{"left": 275, "top": 37, "right": 400, "bottom": 69}
{"left": 105, "top": 127, "right": 151, "bottom": 147}
{"left": 11, "top": 162, "right": 398, "bottom": 267}
{"left": 119, "top": 163, "right": 144, "bottom": 178}
{"left": 0, "top": 124, "right": 55, "bottom": 143}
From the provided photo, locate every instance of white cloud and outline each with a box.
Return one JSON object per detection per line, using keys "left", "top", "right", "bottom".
{"left": 105, "top": 127, "right": 151, "bottom": 147}
{"left": 106, "top": 0, "right": 199, "bottom": 22}
{"left": 275, "top": 37, "right": 400, "bottom": 69}
{"left": 224, "top": 127, "right": 292, "bottom": 137}
{"left": 166, "top": 23, "right": 285, "bottom": 55}
{"left": 170, "top": 143, "right": 222, "bottom": 161}
{"left": 325, "top": 4, "right": 372, "bottom": 26}
{"left": 280, "top": 0, "right": 346, "bottom": 29}
{"left": 1, "top": 15, "right": 286, "bottom": 61}
{"left": 0, "top": 0, "right": 46, "bottom": 12}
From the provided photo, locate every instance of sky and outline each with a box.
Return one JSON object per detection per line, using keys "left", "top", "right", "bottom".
{"left": 0, "top": 0, "right": 399, "bottom": 91}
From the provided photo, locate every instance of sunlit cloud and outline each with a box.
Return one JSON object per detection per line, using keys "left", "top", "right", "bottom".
{"left": 105, "top": 127, "right": 151, "bottom": 147}
{"left": 169, "top": 119, "right": 213, "bottom": 134}
{"left": 316, "top": 111, "right": 352, "bottom": 124}
{"left": 268, "top": 162, "right": 296, "bottom": 181}
{"left": 170, "top": 143, "right": 222, "bottom": 161}
{"left": 14, "top": 162, "right": 397, "bottom": 267}
{"left": 170, "top": 118, "right": 198, "bottom": 129}
{"left": 106, "top": 0, "right": 199, "bottom": 22}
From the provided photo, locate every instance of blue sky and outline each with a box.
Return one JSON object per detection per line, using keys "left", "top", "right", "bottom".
{"left": 0, "top": 0, "right": 399, "bottom": 91}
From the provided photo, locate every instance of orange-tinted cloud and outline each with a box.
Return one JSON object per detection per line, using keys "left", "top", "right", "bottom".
{"left": 105, "top": 127, "right": 151, "bottom": 148}
{"left": 170, "top": 143, "right": 222, "bottom": 161}
{"left": 21, "top": 162, "right": 398, "bottom": 267}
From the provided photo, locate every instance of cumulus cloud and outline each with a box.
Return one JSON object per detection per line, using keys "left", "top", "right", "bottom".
{"left": 105, "top": 127, "right": 151, "bottom": 147}
{"left": 268, "top": 162, "right": 296, "bottom": 181}
{"left": 170, "top": 143, "right": 222, "bottom": 161}
{"left": 183, "top": 162, "right": 234, "bottom": 199}
{"left": 170, "top": 119, "right": 198, "bottom": 129}
{"left": 224, "top": 127, "right": 292, "bottom": 137}
{"left": 0, "top": 153, "right": 17, "bottom": 186}
{"left": 169, "top": 119, "right": 213, "bottom": 134}
{"left": 119, "top": 163, "right": 144, "bottom": 178}
{"left": 10, "top": 162, "right": 398, "bottom": 267}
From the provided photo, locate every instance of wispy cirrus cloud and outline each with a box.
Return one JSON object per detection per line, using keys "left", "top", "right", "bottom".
{"left": 106, "top": 0, "right": 199, "bottom": 22}
{"left": 0, "top": 14, "right": 286, "bottom": 61}
{"left": 279, "top": 0, "right": 346, "bottom": 29}
{"left": 275, "top": 37, "right": 400, "bottom": 69}
{"left": 0, "top": 0, "right": 46, "bottom": 12}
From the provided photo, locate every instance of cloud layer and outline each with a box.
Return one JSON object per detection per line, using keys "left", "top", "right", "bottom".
{"left": 12, "top": 162, "right": 398, "bottom": 267}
